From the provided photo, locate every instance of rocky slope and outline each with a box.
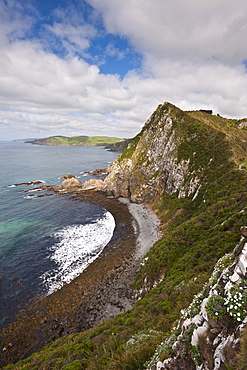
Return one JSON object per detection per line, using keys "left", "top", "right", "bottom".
{"left": 102, "top": 103, "right": 228, "bottom": 202}
{"left": 146, "top": 234, "right": 247, "bottom": 370}
{"left": 3, "top": 102, "right": 247, "bottom": 369}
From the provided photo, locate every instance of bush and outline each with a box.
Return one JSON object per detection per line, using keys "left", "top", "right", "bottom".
{"left": 206, "top": 294, "right": 226, "bottom": 320}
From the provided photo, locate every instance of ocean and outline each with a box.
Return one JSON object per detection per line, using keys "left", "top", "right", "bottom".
{"left": 0, "top": 141, "right": 119, "bottom": 329}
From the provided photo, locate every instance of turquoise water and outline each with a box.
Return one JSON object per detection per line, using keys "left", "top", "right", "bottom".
{"left": 0, "top": 141, "right": 119, "bottom": 329}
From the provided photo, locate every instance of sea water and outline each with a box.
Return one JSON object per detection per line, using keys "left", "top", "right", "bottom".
{"left": 0, "top": 141, "right": 119, "bottom": 329}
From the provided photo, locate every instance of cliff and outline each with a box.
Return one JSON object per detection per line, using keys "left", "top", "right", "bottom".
{"left": 3, "top": 102, "right": 247, "bottom": 370}
{"left": 103, "top": 102, "right": 247, "bottom": 203}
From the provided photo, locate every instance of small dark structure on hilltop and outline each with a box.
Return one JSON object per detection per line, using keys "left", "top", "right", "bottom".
{"left": 200, "top": 109, "right": 213, "bottom": 114}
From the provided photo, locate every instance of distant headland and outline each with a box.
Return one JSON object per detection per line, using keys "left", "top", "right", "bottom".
{"left": 21, "top": 135, "right": 125, "bottom": 147}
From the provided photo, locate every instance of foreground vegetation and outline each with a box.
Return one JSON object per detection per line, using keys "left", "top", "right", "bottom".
{"left": 4, "top": 105, "right": 247, "bottom": 369}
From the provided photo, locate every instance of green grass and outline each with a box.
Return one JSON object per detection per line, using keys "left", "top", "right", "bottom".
{"left": 31, "top": 136, "right": 124, "bottom": 146}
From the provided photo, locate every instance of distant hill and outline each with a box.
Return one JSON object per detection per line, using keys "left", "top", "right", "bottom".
{"left": 27, "top": 135, "right": 125, "bottom": 146}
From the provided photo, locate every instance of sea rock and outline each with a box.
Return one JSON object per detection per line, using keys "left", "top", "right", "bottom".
{"left": 83, "top": 179, "right": 104, "bottom": 190}
{"left": 11, "top": 180, "right": 44, "bottom": 186}
{"left": 40, "top": 185, "right": 62, "bottom": 192}
{"left": 87, "top": 167, "right": 109, "bottom": 175}
{"left": 59, "top": 173, "right": 76, "bottom": 179}
{"left": 61, "top": 178, "right": 82, "bottom": 189}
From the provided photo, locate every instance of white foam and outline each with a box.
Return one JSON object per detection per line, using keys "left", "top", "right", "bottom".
{"left": 23, "top": 194, "right": 36, "bottom": 199}
{"left": 40, "top": 211, "right": 115, "bottom": 295}
{"left": 27, "top": 188, "right": 43, "bottom": 192}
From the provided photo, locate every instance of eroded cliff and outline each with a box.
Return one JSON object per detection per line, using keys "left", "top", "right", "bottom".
{"left": 103, "top": 102, "right": 231, "bottom": 203}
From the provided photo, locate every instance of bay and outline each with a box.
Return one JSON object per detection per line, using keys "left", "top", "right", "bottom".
{"left": 0, "top": 141, "right": 119, "bottom": 329}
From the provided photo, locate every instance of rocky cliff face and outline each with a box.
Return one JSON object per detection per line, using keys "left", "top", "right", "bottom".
{"left": 146, "top": 234, "right": 247, "bottom": 370}
{"left": 103, "top": 102, "right": 220, "bottom": 203}
{"left": 101, "top": 102, "right": 247, "bottom": 369}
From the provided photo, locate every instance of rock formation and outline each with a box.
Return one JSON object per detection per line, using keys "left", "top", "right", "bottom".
{"left": 61, "top": 178, "right": 82, "bottom": 189}
{"left": 59, "top": 173, "right": 76, "bottom": 179}
{"left": 82, "top": 179, "right": 104, "bottom": 190}
{"left": 103, "top": 102, "right": 213, "bottom": 202}
{"left": 147, "top": 233, "right": 247, "bottom": 370}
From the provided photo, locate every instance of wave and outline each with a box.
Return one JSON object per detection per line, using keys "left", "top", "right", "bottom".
{"left": 40, "top": 211, "right": 115, "bottom": 295}
{"left": 23, "top": 195, "right": 36, "bottom": 199}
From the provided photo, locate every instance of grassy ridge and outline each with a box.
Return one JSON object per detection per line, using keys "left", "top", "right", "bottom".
{"left": 30, "top": 136, "right": 124, "bottom": 146}
{"left": 4, "top": 105, "right": 247, "bottom": 369}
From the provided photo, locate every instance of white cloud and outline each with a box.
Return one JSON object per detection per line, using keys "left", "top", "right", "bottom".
{"left": 1, "top": 0, "right": 247, "bottom": 140}
{"left": 87, "top": 0, "right": 247, "bottom": 64}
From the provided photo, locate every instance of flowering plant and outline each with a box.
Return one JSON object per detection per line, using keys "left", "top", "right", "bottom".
{"left": 206, "top": 287, "right": 247, "bottom": 323}
{"left": 206, "top": 294, "right": 226, "bottom": 320}
{"left": 225, "top": 286, "right": 247, "bottom": 322}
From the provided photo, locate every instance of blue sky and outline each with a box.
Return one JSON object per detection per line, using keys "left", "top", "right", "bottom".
{"left": 1, "top": 0, "right": 247, "bottom": 140}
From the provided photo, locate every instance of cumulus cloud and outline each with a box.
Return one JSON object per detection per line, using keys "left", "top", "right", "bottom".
{"left": 88, "top": 0, "right": 247, "bottom": 63}
{"left": 1, "top": 0, "right": 247, "bottom": 140}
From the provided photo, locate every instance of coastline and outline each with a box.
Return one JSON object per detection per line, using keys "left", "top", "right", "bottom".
{"left": 0, "top": 190, "right": 161, "bottom": 366}
{"left": 118, "top": 197, "right": 161, "bottom": 259}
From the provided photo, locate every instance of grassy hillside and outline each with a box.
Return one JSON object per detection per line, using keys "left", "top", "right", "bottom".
{"left": 3, "top": 104, "right": 247, "bottom": 369}
{"left": 30, "top": 135, "right": 124, "bottom": 146}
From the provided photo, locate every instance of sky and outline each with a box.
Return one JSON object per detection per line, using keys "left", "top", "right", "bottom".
{"left": 1, "top": 0, "right": 247, "bottom": 140}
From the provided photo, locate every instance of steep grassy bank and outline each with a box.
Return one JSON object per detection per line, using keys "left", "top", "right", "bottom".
{"left": 3, "top": 102, "right": 247, "bottom": 369}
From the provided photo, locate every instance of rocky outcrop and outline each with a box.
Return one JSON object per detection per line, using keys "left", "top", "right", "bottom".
{"left": 59, "top": 173, "right": 76, "bottom": 179}
{"left": 82, "top": 179, "right": 104, "bottom": 190}
{"left": 104, "top": 138, "right": 131, "bottom": 152}
{"left": 61, "top": 178, "right": 82, "bottom": 189}
{"left": 8, "top": 180, "right": 44, "bottom": 187}
{"left": 85, "top": 167, "right": 109, "bottom": 175}
{"left": 103, "top": 103, "right": 207, "bottom": 203}
{"left": 146, "top": 233, "right": 247, "bottom": 370}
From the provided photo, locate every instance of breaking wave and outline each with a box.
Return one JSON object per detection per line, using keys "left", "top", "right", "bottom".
{"left": 40, "top": 211, "right": 115, "bottom": 295}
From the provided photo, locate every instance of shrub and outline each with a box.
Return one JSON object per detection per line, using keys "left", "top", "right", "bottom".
{"left": 225, "top": 287, "right": 247, "bottom": 322}
{"left": 206, "top": 294, "right": 227, "bottom": 320}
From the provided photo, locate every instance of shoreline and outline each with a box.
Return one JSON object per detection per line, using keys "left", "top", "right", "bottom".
{"left": 0, "top": 190, "right": 161, "bottom": 366}
{"left": 118, "top": 197, "right": 161, "bottom": 259}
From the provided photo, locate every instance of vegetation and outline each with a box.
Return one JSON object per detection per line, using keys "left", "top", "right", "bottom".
{"left": 3, "top": 103, "right": 247, "bottom": 369}
{"left": 29, "top": 135, "right": 125, "bottom": 146}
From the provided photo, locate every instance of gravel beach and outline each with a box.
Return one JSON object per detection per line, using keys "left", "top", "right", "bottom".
{"left": 118, "top": 197, "right": 161, "bottom": 259}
